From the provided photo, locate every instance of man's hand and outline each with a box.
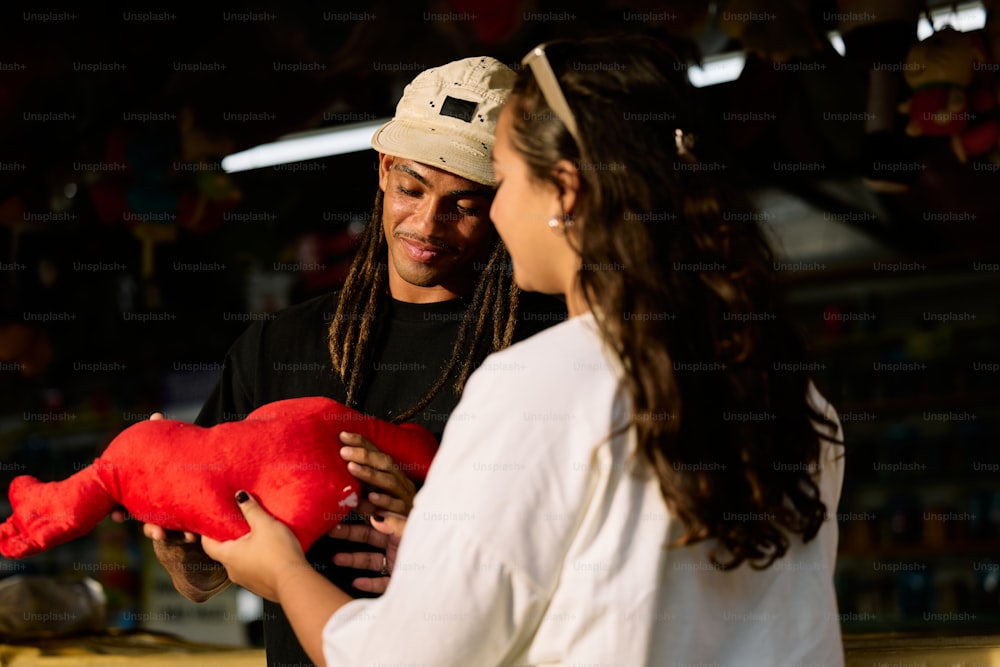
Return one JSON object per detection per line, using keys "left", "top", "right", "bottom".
{"left": 142, "top": 523, "right": 199, "bottom": 543}
{"left": 331, "top": 513, "right": 407, "bottom": 594}
{"left": 339, "top": 432, "right": 417, "bottom": 517}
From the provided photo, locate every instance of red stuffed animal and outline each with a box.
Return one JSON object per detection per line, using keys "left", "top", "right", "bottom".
{"left": 0, "top": 397, "right": 438, "bottom": 559}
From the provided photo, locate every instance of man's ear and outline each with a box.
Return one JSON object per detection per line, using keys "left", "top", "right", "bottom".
{"left": 377, "top": 153, "right": 394, "bottom": 191}
{"left": 552, "top": 158, "right": 580, "bottom": 218}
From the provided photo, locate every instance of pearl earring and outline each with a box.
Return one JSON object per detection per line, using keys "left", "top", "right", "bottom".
{"left": 548, "top": 216, "right": 561, "bottom": 230}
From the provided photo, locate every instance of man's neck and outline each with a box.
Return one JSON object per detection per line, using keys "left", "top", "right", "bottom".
{"left": 387, "top": 274, "right": 470, "bottom": 304}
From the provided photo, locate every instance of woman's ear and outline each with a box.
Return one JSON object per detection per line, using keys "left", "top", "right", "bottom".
{"left": 552, "top": 158, "right": 580, "bottom": 217}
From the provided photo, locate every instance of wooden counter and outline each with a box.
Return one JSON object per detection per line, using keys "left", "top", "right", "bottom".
{"left": 844, "top": 632, "right": 1000, "bottom": 666}
{"left": 0, "top": 630, "right": 264, "bottom": 667}
{"left": 4, "top": 629, "right": 1000, "bottom": 666}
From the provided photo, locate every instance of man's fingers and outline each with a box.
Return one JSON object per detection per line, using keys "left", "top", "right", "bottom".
{"left": 331, "top": 551, "right": 385, "bottom": 571}
{"left": 340, "top": 437, "right": 416, "bottom": 517}
{"left": 331, "top": 552, "right": 361, "bottom": 568}
{"left": 143, "top": 523, "right": 167, "bottom": 541}
{"left": 367, "top": 491, "right": 408, "bottom": 515}
{"left": 351, "top": 577, "right": 390, "bottom": 594}
{"left": 354, "top": 498, "right": 378, "bottom": 517}
{"left": 339, "top": 438, "right": 393, "bottom": 472}
{"left": 339, "top": 436, "right": 413, "bottom": 485}
{"left": 328, "top": 523, "right": 372, "bottom": 542}
{"left": 333, "top": 551, "right": 389, "bottom": 577}
{"left": 149, "top": 412, "right": 164, "bottom": 421}
{"left": 328, "top": 522, "right": 388, "bottom": 549}
{"left": 162, "top": 529, "right": 198, "bottom": 543}
{"left": 345, "top": 462, "right": 403, "bottom": 494}
{"left": 142, "top": 523, "right": 199, "bottom": 543}
{"left": 343, "top": 457, "right": 416, "bottom": 502}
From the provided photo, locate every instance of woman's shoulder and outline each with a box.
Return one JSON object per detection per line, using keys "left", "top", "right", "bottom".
{"left": 482, "top": 313, "right": 612, "bottom": 375}
{"left": 466, "top": 313, "right": 622, "bottom": 412}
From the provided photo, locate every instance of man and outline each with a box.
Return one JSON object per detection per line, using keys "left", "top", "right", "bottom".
{"left": 148, "top": 56, "right": 566, "bottom": 666}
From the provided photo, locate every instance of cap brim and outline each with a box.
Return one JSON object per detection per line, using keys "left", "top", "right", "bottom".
{"left": 371, "top": 118, "right": 497, "bottom": 186}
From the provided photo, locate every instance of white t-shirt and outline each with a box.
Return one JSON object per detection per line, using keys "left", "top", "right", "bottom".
{"left": 322, "top": 313, "right": 846, "bottom": 667}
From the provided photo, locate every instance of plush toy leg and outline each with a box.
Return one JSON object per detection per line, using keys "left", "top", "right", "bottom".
{"left": 0, "top": 466, "right": 116, "bottom": 559}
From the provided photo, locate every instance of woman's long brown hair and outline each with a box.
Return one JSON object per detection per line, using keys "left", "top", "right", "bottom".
{"left": 509, "top": 33, "right": 842, "bottom": 569}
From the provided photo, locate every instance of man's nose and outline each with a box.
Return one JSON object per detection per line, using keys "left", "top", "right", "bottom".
{"left": 412, "top": 197, "right": 455, "bottom": 232}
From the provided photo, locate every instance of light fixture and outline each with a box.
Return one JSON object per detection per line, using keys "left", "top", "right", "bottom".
{"left": 220, "top": 1, "right": 987, "bottom": 170}
{"left": 917, "top": 1, "right": 986, "bottom": 38}
{"left": 221, "top": 119, "right": 387, "bottom": 173}
{"left": 687, "top": 0, "right": 986, "bottom": 88}
{"left": 687, "top": 52, "right": 747, "bottom": 88}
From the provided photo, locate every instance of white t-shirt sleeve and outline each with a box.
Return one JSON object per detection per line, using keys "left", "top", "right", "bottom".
{"left": 321, "top": 351, "right": 586, "bottom": 666}
{"left": 809, "top": 381, "right": 845, "bottom": 511}
{"left": 321, "top": 528, "right": 545, "bottom": 667}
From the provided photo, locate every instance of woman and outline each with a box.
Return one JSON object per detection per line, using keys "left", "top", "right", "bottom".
{"left": 204, "top": 33, "right": 845, "bottom": 666}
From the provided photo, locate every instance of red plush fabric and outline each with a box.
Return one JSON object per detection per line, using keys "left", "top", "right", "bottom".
{"left": 0, "top": 397, "right": 438, "bottom": 559}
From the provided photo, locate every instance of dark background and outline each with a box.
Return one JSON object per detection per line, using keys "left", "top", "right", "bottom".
{"left": 0, "top": 0, "right": 998, "bottom": 402}
{"left": 0, "top": 0, "right": 998, "bottom": 642}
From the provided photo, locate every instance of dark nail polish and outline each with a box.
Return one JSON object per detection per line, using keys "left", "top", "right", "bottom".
{"left": 372, "top": 514, "right": 385, "bottom": 522}
{"left": 236, "top": 490, "right": 250, "bottom": 504}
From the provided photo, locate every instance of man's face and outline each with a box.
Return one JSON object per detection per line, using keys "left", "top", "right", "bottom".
{"left": 378, "top": 154, "right": 497, "bottom": 303}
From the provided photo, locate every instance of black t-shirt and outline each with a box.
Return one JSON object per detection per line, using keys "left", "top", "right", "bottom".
{"left": 194, "top": 289, "right": 566, "bottom": 667}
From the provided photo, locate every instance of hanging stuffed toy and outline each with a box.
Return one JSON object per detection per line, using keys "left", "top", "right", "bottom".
{"left": 0, "top": 397, "right": 438, "bottom": 559}
{"left": 898, "top": 26, "right": 1000, "bottom": 163}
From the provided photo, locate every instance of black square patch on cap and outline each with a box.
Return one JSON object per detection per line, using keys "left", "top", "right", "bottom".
{"left": 440, "top": 96, "right": 477, "bottom": 123}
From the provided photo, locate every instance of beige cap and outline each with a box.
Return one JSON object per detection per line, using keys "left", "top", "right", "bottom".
{"left": 371, "top": 56, "right": 515, "bottom": 186}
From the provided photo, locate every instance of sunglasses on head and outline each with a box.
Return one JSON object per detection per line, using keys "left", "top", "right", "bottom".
{"left": 521, "top": 43, "right": 582, "bottom": 147}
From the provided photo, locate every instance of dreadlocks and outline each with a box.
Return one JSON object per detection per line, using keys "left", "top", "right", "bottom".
{"left": 327, "top": 189, "right": 521, "bottom": 423}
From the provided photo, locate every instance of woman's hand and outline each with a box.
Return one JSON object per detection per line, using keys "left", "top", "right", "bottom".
{"left": 331, "top": 513, "right": 407, "bottom": 594}
{"left": 208, "top": 493, "right": 352, "bottom": 666}
{"left": 202, "top": 491, "right": 310, "bottom": 603}
{"left": 339, "top": 432, "right": 417, "bottom": 517}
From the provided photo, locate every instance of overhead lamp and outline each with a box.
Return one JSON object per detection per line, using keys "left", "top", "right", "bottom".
{"left": 221, "top": 2, "right": 987, "bottom": 170}
{"left": 688, "top": 0, "right": 986, "bottom": 88}
{"left": 221, "top": 119, "right": 387, "bottom": 173}
{"left": 917, "top": 1, "right": 986, "bottom": 38}
{"left": 687, "top": 52, "right": 747, "bottom": 88}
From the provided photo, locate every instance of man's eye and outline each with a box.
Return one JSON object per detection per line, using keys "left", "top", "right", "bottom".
{"left": 397, "top": 185, "right": 419, "bottom": 196}
{"left": 457, "top": 204, "right": 481, "bottom": 216}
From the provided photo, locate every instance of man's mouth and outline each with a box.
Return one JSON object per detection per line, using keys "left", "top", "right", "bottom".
{"left": 397, "top": 235, "right": 456, "bottom": 263}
